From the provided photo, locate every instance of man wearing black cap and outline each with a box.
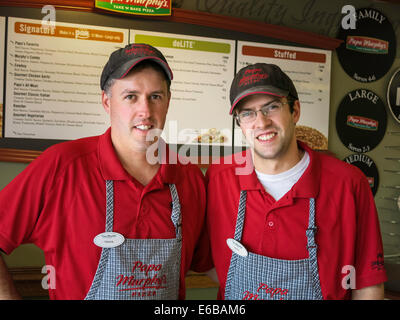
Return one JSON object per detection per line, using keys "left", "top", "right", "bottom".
{"left": 0, "top": 44, "right": 211, "bottom": 300}
{"left": 205, "top": 63, "right": 386, "bottom": 300}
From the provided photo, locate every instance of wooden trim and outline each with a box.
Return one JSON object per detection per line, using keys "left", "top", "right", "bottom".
{"left": 0, "top": 148, "right": 42, "bottom": 163}
{"left": 9, "top": 267, "right": 49, "bottom": 298}
{"left": 0, "top": 0, "right": 94, "bottom": 10}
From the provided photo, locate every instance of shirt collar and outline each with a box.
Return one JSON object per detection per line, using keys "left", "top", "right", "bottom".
{"left": 98, "top": 128, "right": 179, "bottom": 184}
{"left": 238, "top": 140, "right": 321, "bottom": 198}
{"left": 291, "top": 141, "right": 321, "bottom": 199}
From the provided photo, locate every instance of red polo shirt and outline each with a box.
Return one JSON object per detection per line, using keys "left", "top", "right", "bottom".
{"left": 206, "top": 141, "right": 387, "bottom": 300}
{"left": 0, "top": 128, "right": 211, "bottom": 299}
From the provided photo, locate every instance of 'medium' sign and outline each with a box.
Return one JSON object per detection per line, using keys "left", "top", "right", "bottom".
{"left": 95, "top": 0, "right": 171, "bottom": 16}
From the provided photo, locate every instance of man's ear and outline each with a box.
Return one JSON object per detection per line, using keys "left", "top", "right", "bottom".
{"left": 102, "top": 90, "right": 111, "bottom": 115}
{"left": 292, "top": 100, "right": 301, "bottom": 124}
{"left": 166, "top": 90, "right": 171, "bottom": 111}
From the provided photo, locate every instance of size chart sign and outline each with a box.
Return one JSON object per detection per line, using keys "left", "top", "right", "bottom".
{"left": 337, "top": 8, "right": 396, "bottom": 83}
{"left": 5, "top": 17, "right": 128, "bottom": 140}
{"left": 336, "top": 89, "right": 387, "bottom": 153}
{"left": 132, "top": 30, "right": 235, "bottom": 145}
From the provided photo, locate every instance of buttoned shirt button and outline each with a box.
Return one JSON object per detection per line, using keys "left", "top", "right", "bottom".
{"left": 268, "top": 221, "right": 274, "bottom": 228}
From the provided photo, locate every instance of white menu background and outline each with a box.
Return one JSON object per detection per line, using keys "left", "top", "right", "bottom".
{"left": 235, "top": 41, "right": 332, "bottom": 146}
{"left": 131, "top": 30, "right": 235, "bottom": 146}
{"left": 5, "top": 17, "right": 129, "bottom": 140}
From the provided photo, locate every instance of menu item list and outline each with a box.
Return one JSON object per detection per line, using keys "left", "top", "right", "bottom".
{"left": 5, "top": 17, "right": 128, "bottom": 140}
{"left": 133, "top": 31, "right": 235, "bottom": 145}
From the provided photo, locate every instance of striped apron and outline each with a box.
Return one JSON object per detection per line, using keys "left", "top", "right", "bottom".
{"left": 224, "top": 191, "right": 323, "bottom": 300}
{"left": 85, "top": 181, "right": 182, "bottom": 300}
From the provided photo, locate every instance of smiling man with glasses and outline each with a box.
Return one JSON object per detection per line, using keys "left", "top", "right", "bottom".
{"left": 204, "top": 63, "right": 387, "bottom": 300}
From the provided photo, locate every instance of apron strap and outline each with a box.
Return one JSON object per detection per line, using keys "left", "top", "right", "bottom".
{"left": 233, "top": 190, "right": 247, "bottom": 241}
{"left": 224, "top": 190, "right": 247, "bottom": 299}
{"left": 85, "top": 180, "right": 114, "bottom": 299}
{"left": 169, "top": 184, "right": 182, "bottom": 241}
{"left": 104, "top": 181, "right": 181, "bottom": 239}
{"left": 305, "top": 197, "right": 323, "bottom": 300}
{"left": 105, "top": 180, "right": 114, "bottom": 232}
{"left": 306, "top": 198, "right": 317, "bottom": 251}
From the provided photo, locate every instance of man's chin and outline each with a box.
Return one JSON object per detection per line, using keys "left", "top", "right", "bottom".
{"left": 252, "top": 144, "right": 281, "bottom": 160}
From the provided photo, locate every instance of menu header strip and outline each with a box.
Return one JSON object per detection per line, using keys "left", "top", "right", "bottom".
{"left": 242, "top": 45, "right": 326, "bottom": 63}
{"left": 135, "top": 34, "right": 231, "bottom": 54}
{"left": 15, "top": 22, "right": 125, "bottom": 43}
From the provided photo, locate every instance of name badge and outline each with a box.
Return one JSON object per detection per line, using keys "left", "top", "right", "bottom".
{"left": 226, "top": 238, "right": 248, "bottom": 257}
{"left": 94, "top": 232, "right": 125, "bottom": 248}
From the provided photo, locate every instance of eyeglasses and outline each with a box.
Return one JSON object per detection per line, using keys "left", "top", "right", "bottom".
{"left": 235, "top": 101, "right": 288, "bottom": 124}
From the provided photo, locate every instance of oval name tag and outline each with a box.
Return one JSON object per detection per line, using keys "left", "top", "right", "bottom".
{"left": 226, "top": 238, "right": 248, "bottom": 257}
{"left": 94, "top": 232, "right": 125, "bottom": 248}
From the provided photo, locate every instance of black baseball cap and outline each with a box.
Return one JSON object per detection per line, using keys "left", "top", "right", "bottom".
{"left": 229, "top": 63, "right": 298, "bottom": 114}
{"left": 100, "top": 43, "right": 173, "bottom": 90}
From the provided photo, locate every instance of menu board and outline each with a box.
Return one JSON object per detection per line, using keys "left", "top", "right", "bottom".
{"left": 131, "top": 30, "right": 235, "bottom": 146}
{"left": 5, "top": 17, "right": 128, "bottom": 140}
{"left": 0, "top": 17, "right": 5, "bottom": 138}
{"left": 235, "top": 41, "right": 331, "bottom": 148}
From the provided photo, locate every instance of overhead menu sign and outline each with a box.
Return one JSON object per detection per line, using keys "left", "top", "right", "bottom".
{"left": 96, "top": 0, "right": 172, "bottom": 16}
{"left": 235, "top": 41, "right": 331, "bottom": 149}
{"left": 132, "top": 30, "right": 235, "bottom": 145}
{"left": 5, "top": 17, "right": 128, "bottom": 140}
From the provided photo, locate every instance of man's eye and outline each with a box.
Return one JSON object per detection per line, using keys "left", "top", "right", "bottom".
{"left": 125, "top": 94, "right": 134, "bottom": 100}
{"left": 240, "top": 111, "right": 253, "bottom": 118}
{"left": 151, "top": 94, "right": 162, "bottom": 100}
{"left": 267, "top": 104, "right": 279, "bottom": 111}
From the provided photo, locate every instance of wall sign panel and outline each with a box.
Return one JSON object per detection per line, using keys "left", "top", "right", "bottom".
{"left": 5, "top": 17, "right": 128, "bottom": 140}
{"left": 131, "top": 30, "right": 235, "bottom": 146}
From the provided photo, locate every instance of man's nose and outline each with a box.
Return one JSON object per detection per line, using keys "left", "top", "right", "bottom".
{"left": 136, "top": 97, "right": 151, "bottom": 118}
{"left": 254, "top": 109, "right": 273, "bottom": 128}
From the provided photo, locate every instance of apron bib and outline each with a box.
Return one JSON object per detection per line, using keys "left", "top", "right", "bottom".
{"left": 224, "top": 191, "right": 323, "bottom": 300}
{"left": 85, "top": 180, "right": 182, "bottom": 300}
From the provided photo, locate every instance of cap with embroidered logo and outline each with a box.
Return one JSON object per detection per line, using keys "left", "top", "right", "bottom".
{"left": 229, "top": 63, "right": 298, "bottom": 114}
{"left": 100, "top": 43, "right": 173, "bottom": 90}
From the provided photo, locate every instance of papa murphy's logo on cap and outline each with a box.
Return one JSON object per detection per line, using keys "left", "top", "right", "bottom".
{"left": 346, "top": 115, "right": 379, "bottom": 131}
{"left": 346, "top": 36, "right": 389, "bottom": 54}
{"left": 239, "top": 68, "right": 269, "bottom": 87}
{"left": 125, "top": 45, "right": 156, "bottom": 57}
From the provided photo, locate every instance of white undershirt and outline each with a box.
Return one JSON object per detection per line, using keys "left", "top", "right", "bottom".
{"left": 255, "top": 151, "right": 310, "bottom": 201}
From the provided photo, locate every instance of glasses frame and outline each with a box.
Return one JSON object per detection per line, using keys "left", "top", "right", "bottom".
{"left": 234, "top": 100, "right": 289, "bottom": 125}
